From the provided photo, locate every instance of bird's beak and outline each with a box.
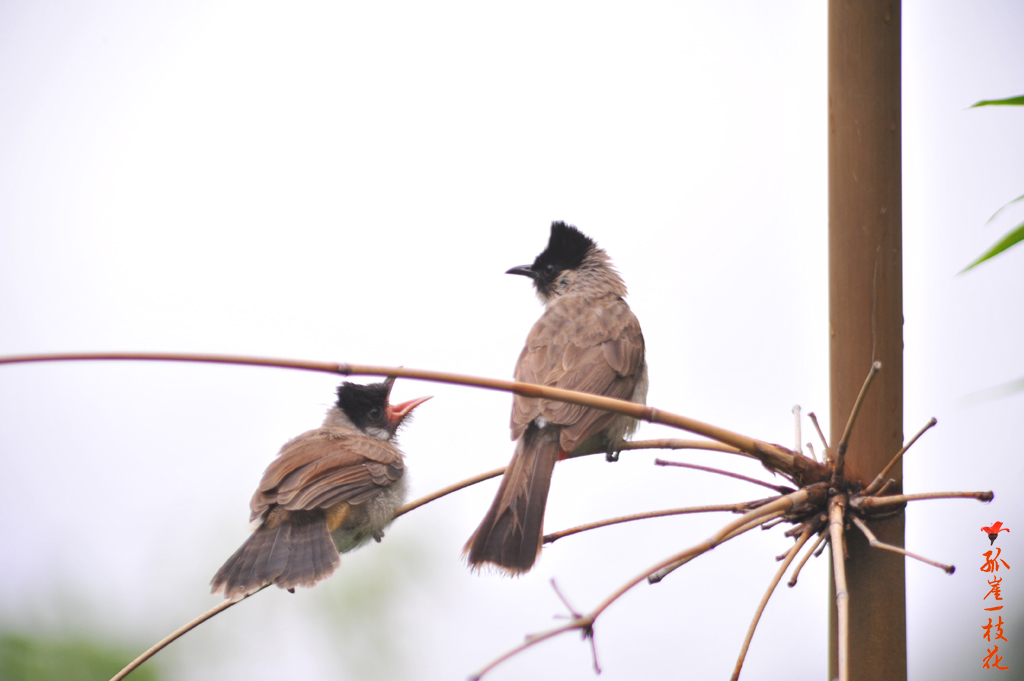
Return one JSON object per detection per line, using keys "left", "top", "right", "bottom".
{"left": 506, "top": 265, "right": 537, "bottom": 279}
{"left": 387, "top": 395, "right": 432, "bottom": 426}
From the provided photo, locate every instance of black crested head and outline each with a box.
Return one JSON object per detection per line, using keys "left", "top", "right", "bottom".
{"left": 336, "top": 380, "right": 390, "bottom": 432}
{"left": 535, "top": 221, "right": 594, "bottom": 272}
{"left": 514, "top": 221, "right": 595, "bottom": 295}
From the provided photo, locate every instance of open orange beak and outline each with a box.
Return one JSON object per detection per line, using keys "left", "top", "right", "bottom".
{"left": 390, "top": 395, "right": 432, "bottom": 418}
{"left": 387, "top": 395, "right": 432, "bottom": 427}
{"left": 381, "top": 376, "right": 431, "bottom": 426}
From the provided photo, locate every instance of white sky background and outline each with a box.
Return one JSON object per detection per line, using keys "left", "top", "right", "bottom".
{"left": 0, "top": 2, "right": 1021, "bottom": 680}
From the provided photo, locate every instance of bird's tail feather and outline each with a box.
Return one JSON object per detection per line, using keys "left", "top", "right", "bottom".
{"left": 464, "top": 425, "right": 562, "bottom": 574}
{"left": 211, "top": 509, "right": 340, "bottom": 599}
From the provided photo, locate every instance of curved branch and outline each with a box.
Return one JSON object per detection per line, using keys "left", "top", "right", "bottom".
{"left": 731, "top": 528, "right": 813, "bottom": 680}
{"left": 111, "top": 587, "right": 266, "bottom": 681}
{"left": 788, "top": 532, "right": 827, "bottom": 588}
{"left": 393, "top": 439, "right": 750, "bottom": 520}
{"left": 654, "top": 459, "right": 793, "bottom": 493}
{"left": 0, "top": 352, "right": 820, "bottom": 481}
{"left": 543, "top": 501, "right": 762, "bottom": 545}
{"left": 608, "top": 438, "right": 747, "bottom": 457}
{"left": 469, "top": 619, "right": 585, "bottom": 681}
{"left": 393, "top": 467, "right": 505, "bottom": 519}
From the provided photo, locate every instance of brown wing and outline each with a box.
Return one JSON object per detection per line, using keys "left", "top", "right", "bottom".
{"left": 511, "top": 294, "right": 645, "bottom": 451}
{"left": 249, "top": 428, "right": 404, "bottom": 521}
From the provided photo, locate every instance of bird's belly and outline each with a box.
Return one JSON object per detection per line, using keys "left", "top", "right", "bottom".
{"left": 329, "top": 477, "right": 408, "bottom": 553}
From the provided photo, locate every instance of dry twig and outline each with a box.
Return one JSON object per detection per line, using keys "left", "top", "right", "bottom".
{"left": 807, "top": 411, "right": 831, "bottom": 463}
{"left": 792, "top": 405, "right": 803, "bottom": 459}
{"left": 654, "top": 459, "right": 794, "bottom": 494}
{"left": 731, "top": 528, "right": 813, "bottom": 680}
{"left": 850, "top": 515, "right": 954, "bottom": 574}
{"left": 863, "top": 417, "right": 938, "bottom": 495}
{"left": 830, "top": 361, "right": 881, "bottom": 487}
{"left": 543, "top": 502, "right": 760, "bottom": 544}
{"left": 647, "top": 509, "right": 788, "bottom": 583}
{"left": 788, "top": 531, "right": 827, "bottom": 587}
{"left": 805, "top": 441, "right": 818, "bottom": 463}
{"left": 852, "top": 491, "right": 994, "bottom": 511}
{"left": 394, "top": 467, "right": 505, "bottom": 519}
{"left": 828, "top": 495, "right": 849, "bottom": 681}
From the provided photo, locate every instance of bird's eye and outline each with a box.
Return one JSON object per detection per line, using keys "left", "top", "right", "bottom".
{"left": 544, "top": 263, "right": 555, "bottom": 275}
{"left": 368, "top": 407, "right": 383, "bottom": 420}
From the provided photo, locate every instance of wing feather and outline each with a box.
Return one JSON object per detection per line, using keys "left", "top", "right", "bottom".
{"left": 510, "top": 295, "right": 646, "bottom": 450}
{"left": 250, "top": 428, "right": 404, "bottom": 519}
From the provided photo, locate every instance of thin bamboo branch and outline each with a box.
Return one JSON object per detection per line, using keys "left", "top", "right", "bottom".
{"left": 550, "top": 578, "right": 581, "bottom": 618}
{"left": 789, "top": 531, "right": 828, "bottom": 587}
{"left": 395, "top": 438, "right": 751, "bottom": 520}
{"left": 806, "top": 442, "right": 818, "bottom": 463}
{"left": 393, "top": 467, "right": 505, "bottom": 519}
{"left": 0, "top": 352, "right": 816, "bottom": 480}
{"left": 850, "top": 515, "right": 954, "bottom": 574}
{"left": 648, "top": 510, "right": 787, "bottom": 583}
{"left": 863, "top": 417, "right": 937, "bottom": 495}
{"left": 807, "top": 411, "right": 832, "bottom": 463}
{"left": 874, "top": 479, "right": 896, "bottom": 497}
{"left": 784, "top": 519, "right": 813, "bottom": 538}
{"left": 110, "top": 587, "right": 265, "bottom": 681}
{"left": 543, "top": 502, "right": 759, "bottom": 544}
{"left": 549, "top": 580, "right": 601, "bottom": 674}
{"left": 731, "top": 528, "right": 813, "bottom": 681}
{"left": 654, "top": 459, "right": 793, "bottom": 493}
{"left": 831, "top": 361, "right": 881, "bottom": 486}
{"left": 792, "top": 405, "right": 802, "bottom": 458}
{"left": 591, "top": 490, "right": 817, "bottom": 621}
{"left": 604, "top": 438, "right": 746, "bottom": 457}
{"left": 829, "top": 495, "right": 849, "bottom": 681}
{"left": 469, "top": 620, "right": 584, "bottom": 681}
{"left": 815, "top": 535, "right": 830, "bottom": 557}
{"left": 852, "top": 490, "right": 994, "bottom": 511}
{"left": 472, "top": 488, "right": 822, "bottom": 679}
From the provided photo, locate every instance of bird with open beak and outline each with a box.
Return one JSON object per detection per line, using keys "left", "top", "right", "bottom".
{"left": 465, "top": 221, "right": 648, "bottom": 574}
{"left": 211, "top": 377, "right": 431, "bottom": 599}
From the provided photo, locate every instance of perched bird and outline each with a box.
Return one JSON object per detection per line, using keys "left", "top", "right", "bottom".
{"left": 465, "top": 221, "right": 648, "bottom": 574}
{"left": 211, "top": 378, "right": 430, "bottom": 600}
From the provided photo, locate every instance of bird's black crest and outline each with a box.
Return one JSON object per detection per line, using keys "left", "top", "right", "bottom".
{"left": 336, "top": 381, "right": 389, "bottom": 431}
{"left": 532, "top": 221, "right": 595, "bottom": 276}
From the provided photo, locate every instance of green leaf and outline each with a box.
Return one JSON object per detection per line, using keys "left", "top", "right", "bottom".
{"left": 970, "top": 95, "right": 1024, "bottom": 107}
{"left": 960, "top": 376, "right": 1024, "bottom": 406}
{"left": 960, "top": 220, "right": 1024, "bottom": 272}
{"left": 986, "top": 193, "right": 1024, "bottom": 225}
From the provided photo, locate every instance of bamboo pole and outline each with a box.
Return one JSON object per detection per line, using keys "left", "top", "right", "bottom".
{"left": 828, "top": 2, "right": 905, "bottom": 679}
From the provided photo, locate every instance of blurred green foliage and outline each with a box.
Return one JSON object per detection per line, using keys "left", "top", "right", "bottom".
{"left": 961, "top": 95, "right": 1024, "bottom": 273}
{"left": 0, "top": 632, "right": 160, "bottom": 681}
